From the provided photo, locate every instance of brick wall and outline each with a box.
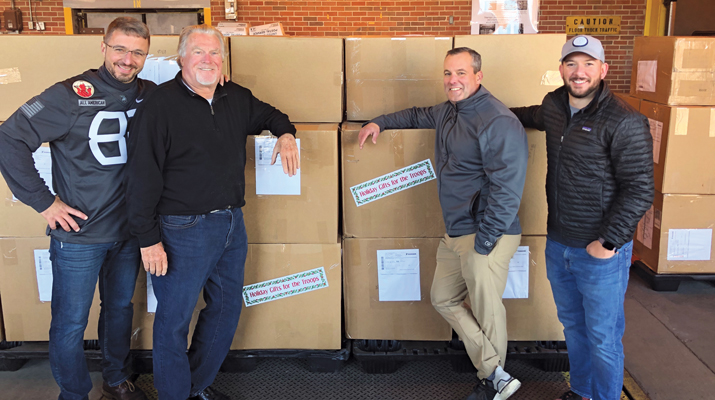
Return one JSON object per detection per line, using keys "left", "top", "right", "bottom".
{"left": 1, "top": 0, "right": 646, "bottom": 90}
{"left": 0, "top": 1, "right": 66, "bottom": 34}
{"left": 539, "top": 0, "right": 647, "bottom": 93}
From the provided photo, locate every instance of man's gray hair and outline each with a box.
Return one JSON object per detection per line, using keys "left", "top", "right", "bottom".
{"left": 177, "top": 24, "right": 225, "bottom": 67}
{"left": 446, "top": 47, "right": 482, "bottom": 73}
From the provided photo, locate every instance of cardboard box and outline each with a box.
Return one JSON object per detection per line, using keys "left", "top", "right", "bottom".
{"left": 503, "top": 236, "right": 563, "bottom": 341}
{"left": 631, "top": 36, "right": 715, "bottom": 106}
{"left": 232, "top": 243, "right": 342, "bottom": 349}
{"left": 345, "top": 36, "right": 453, "bottom": 121}
{"left": 0, "top": 236, "right": 101, "bottom": 341}
{"left": 634, "top": 193, "right": 715, "bottom": 274}
{"left": 249, "top": 22, "right": 285, "bottom": 36}
{"left": 343, "top": 236, "right": 563, "bottom": 341}
{"left": 341, "top": 123, "right": 445, "bottom": 238}
{"left": 243, "top": 124, "right": 339, "bottom": 244}
{"left": 0, "top": 36, "right": 103, "bottom": 121}
{"left": 520, "top": 129, "right": 548, "bottom": 236}
{"left": 454, "top": 34, "right": 567, "bottom": 108}
{"left": 0, "top": 153, "right": 50, "bottom": 238}
{"left": 230, "top": 36, "right": 343, "bottom": 123}
{"left": 614, "top": 92, "right": 642, "bottom": 112}
{"left": 132, "top": 243, "right": 341, "bottom": 350}
{"left": 342, "top": 237, "right": 452, "bottom": 341}
{"left": 639, "top": 101, "right": 715, "bottom": 194}
{"left": 341, "top": 123, "right": 547, "bottom": 238}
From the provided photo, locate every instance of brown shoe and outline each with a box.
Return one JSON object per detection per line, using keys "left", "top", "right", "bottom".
{"left": 102, "top": 379, "right": 149, "bottom": 400}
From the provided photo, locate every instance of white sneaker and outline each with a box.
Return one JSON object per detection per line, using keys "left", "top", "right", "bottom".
{"left": 489, "top": 366, "right": 521, "bottom": 400}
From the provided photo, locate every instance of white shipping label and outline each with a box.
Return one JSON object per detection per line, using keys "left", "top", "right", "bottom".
{"left": 254, "top": 137, "right": 300, "bottom": 195}
{"left": 667, "top": 229, "right": 713, "bottom": 261}
{"left": 637, "top": 206, "right": 655, "bottom": 250}
{"left": 242, "top": 267, "right": 329, "bottom": 307}
{"left": 377, "top": 249, "right": 421, "bottom": 302}
{"left": 350, "top": 159, "right": 436, "bottom": 207}
{"left": 647, "top": 118, "right": 663, "bottom": 163}
{"left": 502, "top": 246, "right": 529, "bottom": 299}
{"left": 147, "top": 272, "right": 158, "bottom": 313}
{"left": 636, "top": 60, "right": 657, "bottom": 92}
{"left": 13, "top": 147, "right": 55, "bottom": 201}
{"left": 34, "top": 249, "right": 52, "bottom": 302}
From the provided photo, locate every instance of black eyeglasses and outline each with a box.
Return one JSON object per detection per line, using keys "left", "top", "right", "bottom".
{"left": 104, "top": 41, "right": 148, "bottom": 58}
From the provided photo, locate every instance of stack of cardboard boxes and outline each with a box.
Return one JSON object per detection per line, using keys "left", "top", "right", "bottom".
{"left": 229, "top": 36, "right": 344, "bottom": 350}
{"left": 630, "top": 36, "right": 715, "bottom": 275}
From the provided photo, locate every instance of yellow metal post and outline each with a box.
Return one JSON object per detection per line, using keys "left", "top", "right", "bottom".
{"left": 64, "top": 7, "right": 74, "bottom": 34}
{"left": 204, "top": 7, "right": 212, "bottom": 26}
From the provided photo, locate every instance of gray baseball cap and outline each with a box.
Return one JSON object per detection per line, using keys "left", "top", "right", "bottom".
{"left": 560, "top": 35, "right": 605, "bottom": 63}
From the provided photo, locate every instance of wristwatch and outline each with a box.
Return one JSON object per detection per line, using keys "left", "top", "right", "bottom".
{"left": 598, "top": 237, "right": 616, "bottom": 251}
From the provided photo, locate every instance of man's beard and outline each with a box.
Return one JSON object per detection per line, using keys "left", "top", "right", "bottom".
{"left": 564, "top": 77, "right": 601, "bottom": 99}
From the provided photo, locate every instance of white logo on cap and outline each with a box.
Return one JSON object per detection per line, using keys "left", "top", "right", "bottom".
{"left": 573, "top": 36, "right": 588, "bottom": 47}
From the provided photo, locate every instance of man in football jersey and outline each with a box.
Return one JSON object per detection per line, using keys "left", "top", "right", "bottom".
{"left": 0, "top": 17, "right": 153, "bottom": 400}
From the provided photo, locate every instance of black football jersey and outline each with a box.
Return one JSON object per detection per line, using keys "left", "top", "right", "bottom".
{"left": 0, "top": 68, "right": 156, "bottom": 243}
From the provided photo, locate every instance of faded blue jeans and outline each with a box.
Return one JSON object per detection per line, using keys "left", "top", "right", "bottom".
{"left": 151, "top": 207, "right": 247, "bottom": 400}
{"left": 48, "top": 238, "right": 141, "bottom": 400}
{"left": 545, "top": 238, "right": 633, "bottom": 400}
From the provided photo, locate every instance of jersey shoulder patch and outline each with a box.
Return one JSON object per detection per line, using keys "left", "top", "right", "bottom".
{"left": 72, "top": 80, "right": 95, "bottom": 98}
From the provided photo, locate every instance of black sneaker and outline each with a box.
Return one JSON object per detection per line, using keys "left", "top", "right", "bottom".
{"left": 189, "top": 386, "right": 232, "bottom": 400}
{"left": 465, "top": 379, "right": 496, "bottom": 400}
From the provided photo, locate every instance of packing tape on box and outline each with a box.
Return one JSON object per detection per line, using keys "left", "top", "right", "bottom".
{"left": 0, "top": 238, "right": 18, "bottom": 266}
{"left": 674, "top": 108, "right": 690, "bottom": 136}
{"left": 0, "top": 67, "right": 22, "bottom": 84}
{"left": 541, "top": 70, "right": 562, "bottom": 86}
{"left": 671, "top": 72, "right": 715, "bottom": 105}
{"left": 673, "top": 40, "right": 715, "bottom": 71}
{"left": 334, "top": 71, "right": 343, "bottom": 87}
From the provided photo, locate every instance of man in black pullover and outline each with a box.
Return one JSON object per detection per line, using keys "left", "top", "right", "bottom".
{"left": 125, "top": 24, "right": 298, "bottom": 400}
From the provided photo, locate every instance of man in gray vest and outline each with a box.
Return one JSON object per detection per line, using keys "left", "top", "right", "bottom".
{"left": 359, "top": 47, "right": 528, "bottom": 400}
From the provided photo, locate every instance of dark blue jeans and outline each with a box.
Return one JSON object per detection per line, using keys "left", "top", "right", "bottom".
{"left": 152, "top": 208, "right": 247, "bottom": 400}
{"left": 545, "top": 238, "right": 633, "bottom": 400}
{"left": 48, "top": 238, "right": 141, "bottom": 400}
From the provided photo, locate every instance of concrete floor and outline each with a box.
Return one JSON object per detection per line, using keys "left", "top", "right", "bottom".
{"left": 623, "top": 271, "right": 715, "bottom": 400}
{"left": 1, "top": 269, "right": 713, "bottom": 400}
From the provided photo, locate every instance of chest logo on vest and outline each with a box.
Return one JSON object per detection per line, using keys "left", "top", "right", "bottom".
{"left": 72, "top": 80, "right": 94, "bottom": 98}
{"left": 582, "top": 126, "right": 592, "bottom": 132}
{"left": 78, "top": 99, "right": 106, "bottom": 107}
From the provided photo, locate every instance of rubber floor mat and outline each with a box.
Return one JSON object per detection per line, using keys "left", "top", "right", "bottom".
{"left": 132, "top": 357, "right": 575, "bottom": 400}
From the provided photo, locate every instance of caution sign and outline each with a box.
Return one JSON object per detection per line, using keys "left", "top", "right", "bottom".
{"left": 566, "top": 16, "right": 621, "bottom": 35}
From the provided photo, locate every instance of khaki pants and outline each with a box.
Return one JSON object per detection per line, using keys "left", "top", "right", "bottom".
{"left": 430, "top": 233, "right": 521, "bottom": 379}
